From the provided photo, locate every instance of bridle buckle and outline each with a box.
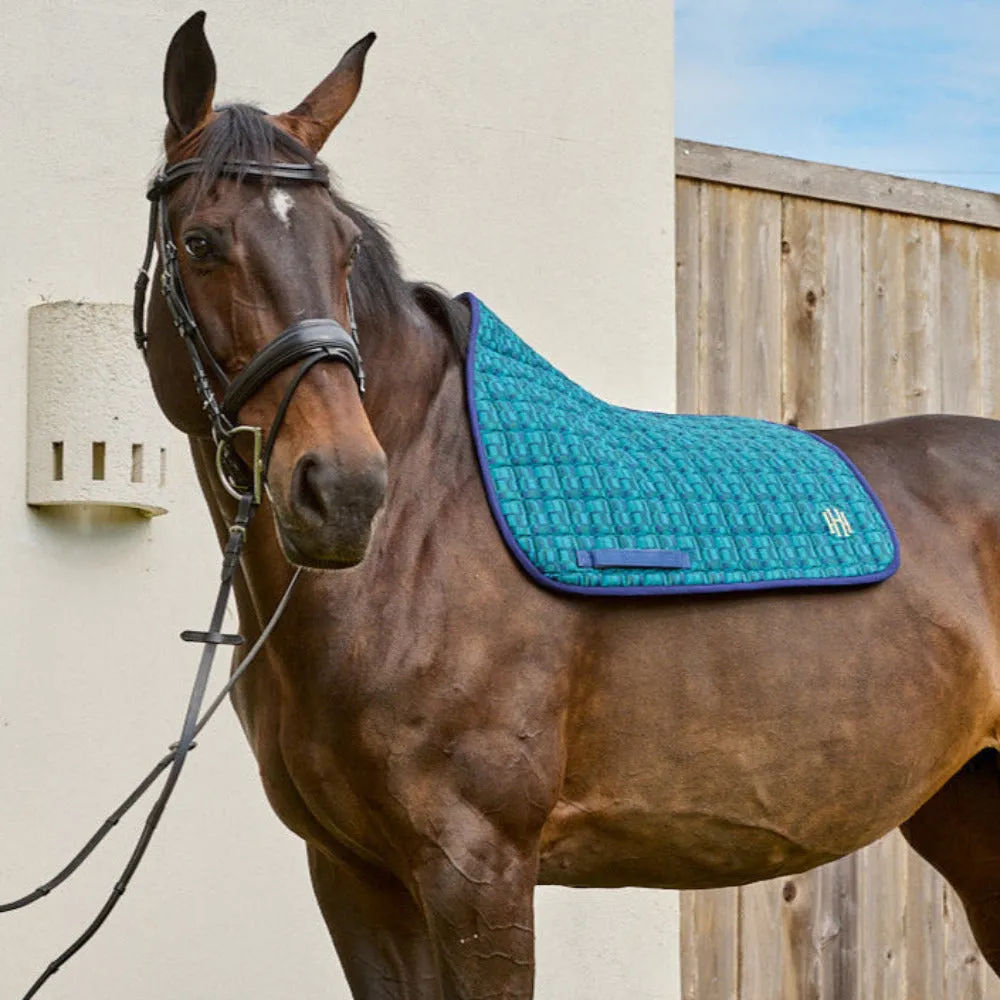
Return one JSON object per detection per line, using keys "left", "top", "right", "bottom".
{"left": 215, "top": 425, "right": 264, "bottom": 504}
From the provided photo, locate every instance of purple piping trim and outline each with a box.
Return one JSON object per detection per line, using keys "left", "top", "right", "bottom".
{"left": 461, "top": 293, "right": 901, "bottom": 598}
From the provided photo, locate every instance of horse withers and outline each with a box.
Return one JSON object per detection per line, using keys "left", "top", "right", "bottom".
{"left": 142, "top": 12, "right": 1000, "bottom": 997}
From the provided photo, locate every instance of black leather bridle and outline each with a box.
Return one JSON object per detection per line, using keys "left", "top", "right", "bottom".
{"left": 134, "top": 155, "right": 366, "bottom": 504}
{"left": 5, "top": 157, "right": 365, "bottom": 999}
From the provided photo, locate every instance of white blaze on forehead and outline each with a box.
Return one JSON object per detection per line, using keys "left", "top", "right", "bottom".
{"left": 268, "top": 187, "right": 295, "bottom": 228}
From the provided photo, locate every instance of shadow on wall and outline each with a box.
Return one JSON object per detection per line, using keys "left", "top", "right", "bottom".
{"left": 29, "top": 503, "right": 153, "bottom": 547}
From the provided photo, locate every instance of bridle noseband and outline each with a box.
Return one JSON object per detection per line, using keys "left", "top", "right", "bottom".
{"left": 133, "top": 156, "right": 366, "bottom": 504}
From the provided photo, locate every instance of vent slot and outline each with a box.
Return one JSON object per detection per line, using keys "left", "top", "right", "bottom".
{"left": 92, "top": 442, "right": 106, "bottom": 481}
{"left": 131, "top": 444, "right": 144, "bottom": 484}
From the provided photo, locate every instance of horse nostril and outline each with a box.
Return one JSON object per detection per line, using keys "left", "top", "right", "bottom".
{"left": 291, "top": 453, "right": 336, "bottom": 525}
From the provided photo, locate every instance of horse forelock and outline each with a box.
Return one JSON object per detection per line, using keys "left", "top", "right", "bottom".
{"left": 173, "top": 104, "right": 315, "bottom": 190}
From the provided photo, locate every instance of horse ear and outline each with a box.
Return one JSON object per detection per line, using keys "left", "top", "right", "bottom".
{"left": 277, "top": 33, "right": 376, "bottom": 152}
{"left": 163, "top": 11, "right": 216, "bottom": 144}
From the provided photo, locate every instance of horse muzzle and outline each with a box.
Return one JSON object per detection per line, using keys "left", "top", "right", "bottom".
{"left": 275, "top": 450, "right": 388, "bottom": 568}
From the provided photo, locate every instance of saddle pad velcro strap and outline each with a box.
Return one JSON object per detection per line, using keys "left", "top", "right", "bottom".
{"left": 222, "top": 319, "right": 364, "bottom": 422}
{"left": 577, "top": 549, "right": 692, "bottom": 570}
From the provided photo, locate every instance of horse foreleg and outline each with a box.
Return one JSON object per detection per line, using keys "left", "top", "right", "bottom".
{"left": 307, "top": 844, "right": 440, "bottom": 999}
{"left": 410, "top": 822, "right": 538, "bottom": 1000}
{"left": 900, "top": 750, "right": 1000, "bottom": 975}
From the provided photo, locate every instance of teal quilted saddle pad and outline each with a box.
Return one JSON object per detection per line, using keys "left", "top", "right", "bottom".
{"left": 464, "top": 295, "right": 900, "bottom": 596}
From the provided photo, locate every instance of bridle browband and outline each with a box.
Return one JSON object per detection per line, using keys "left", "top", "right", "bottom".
{"left": 1, "top": 155, "right": 367, "bottom": 1000}
{"left": 133, "top": 155, "right": 366, "bottom": 503}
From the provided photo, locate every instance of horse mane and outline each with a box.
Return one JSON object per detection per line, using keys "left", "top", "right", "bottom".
{"left": 182, "top": 103, "right": 470, "bottom": 356}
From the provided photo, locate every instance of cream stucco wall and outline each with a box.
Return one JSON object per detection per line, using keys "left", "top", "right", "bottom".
{"left": 0, "top": 3, "right": 676, "bottom": 998}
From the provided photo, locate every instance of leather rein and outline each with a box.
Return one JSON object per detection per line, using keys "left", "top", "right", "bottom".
{"left": 4, "top": 157, "right": 365, "bottom": 998}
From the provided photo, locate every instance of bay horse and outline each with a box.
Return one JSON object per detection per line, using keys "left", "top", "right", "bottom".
{"left": 144, "top": 12, "right": 1000, "bottom": 997}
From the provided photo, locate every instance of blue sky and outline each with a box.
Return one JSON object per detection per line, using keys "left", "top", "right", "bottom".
{"left": 674, "top": 0, "right": 1000, "bottom": 192}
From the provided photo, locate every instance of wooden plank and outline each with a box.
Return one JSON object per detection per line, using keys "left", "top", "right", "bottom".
{"left": 863, "top": 213, "right": 942, "bottom": 420}
{"left": 856, "top": 215, "right": 916, "bottom": 1000}
{"left": 905, "top": 850, "right": 946, "bottom": 998}
{"left": 902, "top": 219, "right": 942, "bottom": 415}
{"left": 945, "top": 883, "right": 991, "bottom": 1000}
{"left": 698, "top": 183, "right": 739, "bottom": 415}
{"left": 989, "top": 947, "right": 1000, "bottom": 998}
{"left": 776, "top": 858, "right": 861, "bottom": 1000}
{"left": 820, "top": 204, "right": 863, "bottom": 426}
{"left": 675, "top": 179, "right": 702, "bottom": 414}
{"left": 978, "top": 228, "right": 1000, "bottom": 418}
{"left": 776, "top": 871, "right": 816, "bottom": 998}
{"left": 940, "top": 224, "right": 982, "bottom": 415}
{"left": 698, "top": 185, "right": 781, "bottom": 418}
{"left": 779, "top": 195, "right": 864, "bottom": 1000}
{"left": 680, "top": 185, "right": 783, "bottom": 999}
{"left": 782, "top": 197, "right": 825, "bottom": 429}
{"left": 842, "top": 857, "right": 863, "bottom": 998}
{"left": 823, "top": 855, "right": 860, "bottom": 1000}
{"left": 738, "top": 190, "right": 783, "bottom": 420}
{"left": 777, "top": 857, "right": 860, "bottom": 1000}
{"left": 738, "top": 881, "right": 785, "bottom": 1000}
{"left": 681, "top": 889, "right": 740, "bottom": 1000}
{"left": 781, "top": 199, "right": 863, "bottom": 429}
{"left": 676, "top": 139, "right": 1000, "bottom": 230}
{"left": 780, "top": 867, "right": 833, "bottom": 1000}
{"left": 861, "top": 212, "right": 906, "bottom": 422}
{"left": 857, "top": 833, "right": 909, "bottom": 1000}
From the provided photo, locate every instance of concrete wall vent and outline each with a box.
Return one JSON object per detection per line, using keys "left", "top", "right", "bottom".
{"left": 27, "top": 302, "right": 171, "bottom": 516}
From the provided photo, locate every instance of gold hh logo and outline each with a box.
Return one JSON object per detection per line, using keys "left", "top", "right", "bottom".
{"left": 822, "top": 507, "right": 853, "bottom": 538}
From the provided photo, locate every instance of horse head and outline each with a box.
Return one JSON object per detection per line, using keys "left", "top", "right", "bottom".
{"left": 143, "top": 11, "right": 386, "bottom": 569}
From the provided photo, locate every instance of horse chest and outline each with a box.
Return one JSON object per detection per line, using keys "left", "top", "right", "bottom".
{"left": 247, "top": 634, "right": 569, "bottom": 867}
{"left": 227, "top": 651, "right": 372, "bottom": 855}
{"left": 248, "top": 695, "right": 393, "bottom": 864}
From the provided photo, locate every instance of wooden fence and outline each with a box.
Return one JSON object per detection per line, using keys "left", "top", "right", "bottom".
{"left": 674, "top": 139, "right": 1000, "bottom": 999}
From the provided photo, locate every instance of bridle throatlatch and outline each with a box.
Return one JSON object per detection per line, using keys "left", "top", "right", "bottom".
{"left": 5, "top": 156, "right": 362, "bottom": 999}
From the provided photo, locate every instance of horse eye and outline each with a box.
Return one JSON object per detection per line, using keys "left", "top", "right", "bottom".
{"left": 184, "top": 234, "right": 213, "bottom": 261}
{"left": 347, "top": 240, "right": 361, "bottom": 267}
